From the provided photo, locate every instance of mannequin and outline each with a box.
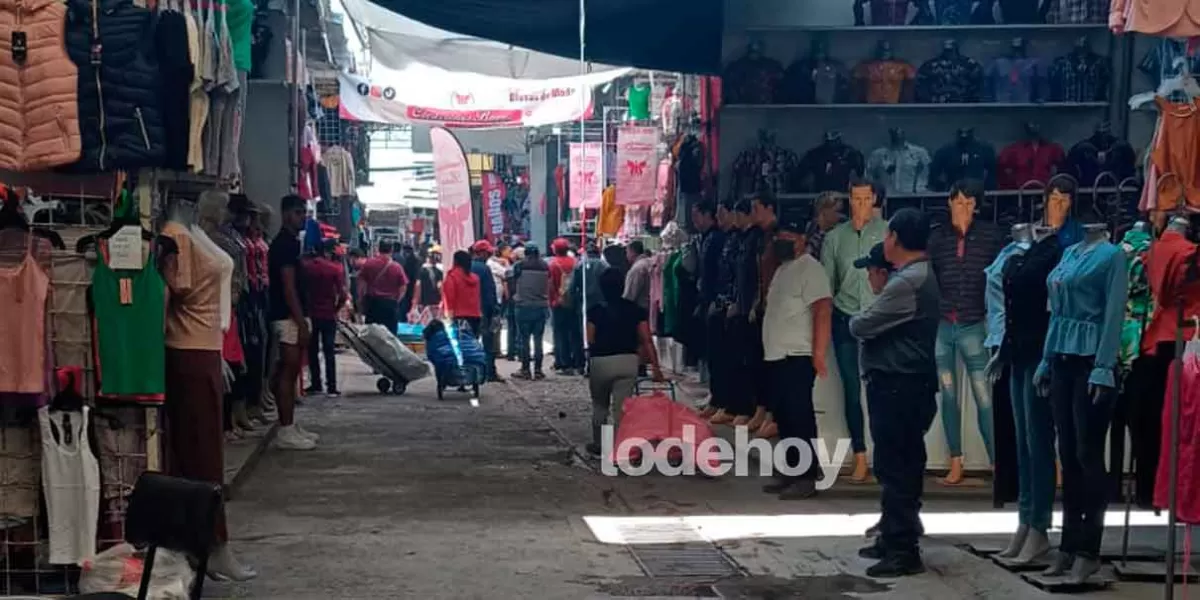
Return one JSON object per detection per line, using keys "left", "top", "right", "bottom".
{"left": 821, "top": 177, "right": 887, "bottom": 482}
{"left": 854, "top": 0, "right": 923, "bottom": 25}
{"left": 986, "top": 38, "right": 1043, "bottom": 104}
{"left": 798, "top": 131, "right": 865, "bottom": 193}
{"left": 161, "top": 197, "right": 256, "bottom": 581}
{"left": 1036, "top": 217, "right": 1129, "bottom": 585}
{"left": 929, "top": 179, "right": 1004, "bottom": 485}
{"left": 997, "top": 122, "right": 1066, "bottom": 189}
{"left": 853, "top": 40, "right": 916, "bottom": 104}
{"left": 228, "top": 195, "right": 270, "bottom": 425}
{"left": 627, "top": 79, "right": 652, "bottom": 121}
{"left": 867, "top": 127, "right": 931, "bottom": 193}
{"left": 782, "top": 38, "right": 847, "bottom": 105}
{"left": 722, "top": 40, "right": 784, "bottom": 105}
{"left": 1109, "top": 217, "right": 1154, "bottom": 500}
{"left": 930, "top": 128, "right": 996, "bottom": 190}
{"left": 1065, "top": 122, "right": 1136, "bottom": 186}
{"left": 916, "top": 39, "right": 984, "bottom": 104}
{"left": 1042, "top": 176, "right": 1084, "bottom": 248}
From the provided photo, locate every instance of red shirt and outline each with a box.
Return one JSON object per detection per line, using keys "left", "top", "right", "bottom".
{"left": 1143, "top": 230, "right": 1200, "bottom": 354}
{"left": 997, "top": 140, "right": 1066, "bottom": 189}
{"left": 548, "top": 255, "right": 576, "bottom": 307}
{"left": 304, "top": 256, "right": 347, "bottom": 320}
{"left": 357, "top": 255, "right": 408, "bottom": 301}
{"left": 442, "top": 267, "right": 482, "bottom": 318}
{"left": 246, "top": 233, "right": 269, "bottom": 291}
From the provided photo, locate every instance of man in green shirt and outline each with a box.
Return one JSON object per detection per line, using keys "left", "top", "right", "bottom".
{"left": 820, "top": 178, "right": 888, "bottom": 483}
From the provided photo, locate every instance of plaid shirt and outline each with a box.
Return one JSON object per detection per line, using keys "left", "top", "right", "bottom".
{"left": 916, "top": 53, "right": 984, "bottom": 103}
{"left": 1048, "top": 51, "right": 1110, "bottom": 102}
{"left": 1046, "top": 0, "right": 1106, "bottom": 23}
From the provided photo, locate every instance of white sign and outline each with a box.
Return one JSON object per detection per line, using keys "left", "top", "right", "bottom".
{"left": 339, "top": 64, "right": 630, "bottom": 129}
{"left": 106, "top": 226, "right": 143, "bottom": 271}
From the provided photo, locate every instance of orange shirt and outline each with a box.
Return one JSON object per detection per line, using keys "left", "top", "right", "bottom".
{"left": 1151, "top": 97, "right": 1200, "bottom": 211}
{"left": 853, "top": 60, "right": 915, "bottom": 104}
{"left": 162, "top": 222, "right": 223, "bottom": 351}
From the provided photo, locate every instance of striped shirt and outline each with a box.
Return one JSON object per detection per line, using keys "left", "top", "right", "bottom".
{"left": 927, "top": 221, "right": 1005, "bottom": 325}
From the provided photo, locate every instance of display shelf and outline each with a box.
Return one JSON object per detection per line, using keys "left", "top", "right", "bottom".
{"left": 741, "top": 23, "right": 1109, "bottom": 33}
{"left": 725, "top": 102, "right": 1110, "bottom": 110}
{"left": 757, "top": 186, "right": 1135, "bottom": 201}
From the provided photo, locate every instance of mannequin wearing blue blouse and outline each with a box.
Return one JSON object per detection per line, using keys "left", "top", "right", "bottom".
{"left": 1034, "top": 224, "right": 1128, "bottom": 585}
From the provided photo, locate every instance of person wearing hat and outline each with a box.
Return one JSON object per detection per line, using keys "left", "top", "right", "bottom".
{"left": 470, "top": 240, "right": 501, "bottom": 379}
{"left": 510, "top": 242, "right": 550, "bottom": 379}
{"left": 548, "top": 237, "right": 580, "bottom": 374}
{"left": 759, "top": 217, "right": 832, "bottom": 500}
{"left": 853, "top": 242, "right": 894, "bottom": 296}
{"left": 848, "top": 207, "right": 939, "bottom": 578}
{"left": 302, "top": 238, "right": 347, "bottom": 397}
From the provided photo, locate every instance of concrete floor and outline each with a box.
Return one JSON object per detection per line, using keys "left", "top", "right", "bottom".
{"left": 213, "top": 352, "right": 1182, "bottom": 599}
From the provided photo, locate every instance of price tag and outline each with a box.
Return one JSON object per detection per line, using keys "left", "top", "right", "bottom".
{"left": 107, "top": 226, "right": 144, "bottom": 271}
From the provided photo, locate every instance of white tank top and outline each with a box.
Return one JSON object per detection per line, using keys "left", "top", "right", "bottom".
{"left": 40, "top": 406, "right": 100, "bottom": 565}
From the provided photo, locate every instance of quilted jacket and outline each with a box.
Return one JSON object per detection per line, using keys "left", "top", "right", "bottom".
{"left": 66, "top": 0, "right": 166, "bottom": 171}
{"left": 0, "top": 0, "right": 82, "bottom": 171}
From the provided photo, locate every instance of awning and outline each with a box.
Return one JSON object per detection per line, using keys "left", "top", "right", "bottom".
{"left": 361, "top": 0, "right": 723, "bottom": 75}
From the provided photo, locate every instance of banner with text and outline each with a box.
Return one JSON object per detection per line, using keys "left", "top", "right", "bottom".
{"left": 338, "top": 65, "right": 628, "bottom": 129}
{"left": 569, "top": 142, "right": 604, "bottom": 209}
{"left": 430, "top": 127, "right": 475, "bottom": 270}
{"left": 481, "top": 172, "right": 506, "bottom": 242}
{"left": 615, "top": 126, "right": 659, "bottom": 206}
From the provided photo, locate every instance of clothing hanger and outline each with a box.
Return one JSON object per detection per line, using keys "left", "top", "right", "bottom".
{"left": 75, "top": 190, "right": 155, "bottom": 254}
{"left": 0, "top": 190, "right": 65, "bottom": 250}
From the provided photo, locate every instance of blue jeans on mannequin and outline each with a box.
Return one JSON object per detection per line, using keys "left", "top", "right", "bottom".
{"left": 831, "top": 308, "right": 866, "bottom": 453}
{"left": 935, "top": 320, "right": 994, "bottom": 463}
{"left": 1010, "top": 358, "right": 1056, "bottom": 533}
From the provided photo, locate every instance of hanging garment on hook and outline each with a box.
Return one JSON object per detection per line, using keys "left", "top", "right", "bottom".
{"left": 1150, "top": 97, "right": 1200, "bottom": 211}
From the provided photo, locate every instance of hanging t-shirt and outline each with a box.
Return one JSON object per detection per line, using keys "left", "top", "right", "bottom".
{"left": 627, "top": 84, "right": 651, "bottom": 120}
{"left": 225, "top": 0, "right": 254, "bottom": 72}
{"left": 0, "top": 232, "right": 49, "bottom": 394}
{"left": 92, "top": 243, "right": 167, "bottom": 400}
{"left": 40, "top": 406, "right": 100, "bottom": 565}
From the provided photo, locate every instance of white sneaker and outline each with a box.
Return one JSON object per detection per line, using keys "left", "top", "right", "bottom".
{"left": 207, "top": 543, "right": 258, "bottom": 582}
{"left": 274, "top": 426, "right": 316, "bottom": 450}
{"left": 295, "top": 423, "right": 320, "bottom": 442}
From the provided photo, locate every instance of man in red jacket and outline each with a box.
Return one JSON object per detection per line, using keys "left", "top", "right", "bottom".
{"left": 548, "top": 237, "right": 579, "bottom": 374}
{"left": 303, "top": 239, "right": 347, "bottom": 396}
{"left": 357, "top": 239, "right": 408, "bottom": 334}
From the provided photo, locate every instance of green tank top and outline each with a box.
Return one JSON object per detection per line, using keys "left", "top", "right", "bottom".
{"left": 627, "top": 84, "right": 652, "bottom": 121}
{"left": 92, "top": 248, "right": 167, "bottom": 400}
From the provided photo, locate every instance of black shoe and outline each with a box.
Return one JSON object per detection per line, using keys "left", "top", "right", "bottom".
{"left": 326, "top": 389, "right": 341, "bottom": 397}
{"left": 761, "top": 478, "right": 792, "bottom": 494}
{"left": 488, "top": 375, "right": 506, "bottom": 383}
{"left": 778, "top": 479, "right": 818, "bottom": 500}
{"left": 513, "top": 369, "right": 532, "bottom": 380}
{"left": 859, "top": 543, "right": 886, "bottom": 560}
{"left": 866, "top": 554, "right": 925, "bottom": 578}
{"left": 866, "top": 520, "right": 924, "bottom": 538}
{"left": 562, "top": 368, "right": 576, "bottom": 376}
{"left": 304, "top": 385, "right": 322, "bottom": 395}
{"left": 534, "top": 371, "right": 546, "bottom": 380}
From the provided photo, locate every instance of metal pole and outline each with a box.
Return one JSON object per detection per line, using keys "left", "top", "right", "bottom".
{"left": 1165, "top": 301, "right": 1184, "bottom": 600}
{"left": 578, "top": 0, "right": 589, "bottom": 361}
{"left": 290, "top": 0, "right": 302, "bottom": 194}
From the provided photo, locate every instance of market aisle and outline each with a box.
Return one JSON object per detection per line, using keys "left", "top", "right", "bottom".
{"left": 217, "top": 354, "right": 641, "bottom": 599}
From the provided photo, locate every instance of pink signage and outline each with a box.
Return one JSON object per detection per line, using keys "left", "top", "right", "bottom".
{"left": 430, "top": 127, "right": 475, "bottom": 270}
{"left": 569, "top": 142, "right": 604, "bottom": 209}
{"left": 616, "top": 126, "right": 659, "bottom": 206}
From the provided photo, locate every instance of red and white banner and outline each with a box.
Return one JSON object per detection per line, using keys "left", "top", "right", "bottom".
{"left": 430, "top": 127, "right": 474, "bottom": 270}
{"left": 616, "top": 126, "right": 659, "bottom": 206}
{"left": 338, "top": 65, "right": 629, "bottom": 129}
{"left": 569, "top": 142, "right": 604, "bottom": 209}
{"left": 481, "top": 172, "right": 506, "bottom": 242}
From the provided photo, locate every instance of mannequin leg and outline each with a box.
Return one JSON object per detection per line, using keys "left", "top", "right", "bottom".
{"left": 164, "top": 349, "right": 228, "bottom": 542}
{"left": 959, "top": 322, "right": 995, "bottom": 464}
{"left": 1132, "top": 344, "right": 1173, "bottom": 506}
{"left": 1049, "top": 354, "right": 1086, "bottom": 564}
{"left": 831, "top": 308, "right": 867, "bottom": 478}
{"left": 935, "top": 321, "right": 965, "bottom": 483}
{"left": 707, "top": 313, "right": 733, "bottom": 424}
{"left": 1077, "top": 362, "right": 1116, "bottom": 566}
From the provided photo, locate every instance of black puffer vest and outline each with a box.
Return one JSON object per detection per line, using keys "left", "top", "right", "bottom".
{"left": 65, "top": 0, "right": 166, "bottom": 171}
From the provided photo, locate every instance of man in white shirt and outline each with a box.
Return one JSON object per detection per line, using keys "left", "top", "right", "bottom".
{"left": 760, "top": 218, "right": 833, "bottom": 500}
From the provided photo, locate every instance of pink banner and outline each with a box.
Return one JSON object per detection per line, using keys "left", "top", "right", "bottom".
{"left": 430, "top": 127, "right": 475, "bottom": 270}
{"left": 615, "top": 126, "right": 659, "bottom": 206}
{"left": 481, "top": 172, "right": 506, "bottom": 242}
{"left": 569, "top": 142, "right": 604, "bottom": 209}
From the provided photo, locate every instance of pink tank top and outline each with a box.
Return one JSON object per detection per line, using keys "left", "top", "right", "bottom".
{"left": 0, "top": 234, "right": 49, "bottom": 393}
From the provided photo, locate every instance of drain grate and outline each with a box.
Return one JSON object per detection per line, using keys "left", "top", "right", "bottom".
{"left": 627, "top": 543, "right": 741, "bottom": 578}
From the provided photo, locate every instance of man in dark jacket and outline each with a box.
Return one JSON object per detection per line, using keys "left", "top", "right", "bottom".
{"left": 510, "top": 243, "right": 551, "bottom": 379}
{"left": 849, "top": 209, "right": 940, "bottom": 578}
{"left": 471, "top": 240, "right": 500, "bottom": 380}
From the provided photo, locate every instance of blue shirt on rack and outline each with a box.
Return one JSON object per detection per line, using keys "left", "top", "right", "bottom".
{"left": 983, "top": 241, "right": 1027, "bottom": 350}
{"left": 1036, "top": 238, "right": 1129, "bottom": 389}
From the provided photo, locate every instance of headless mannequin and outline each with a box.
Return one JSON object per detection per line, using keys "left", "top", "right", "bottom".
{"left": 942, "top": 39, "right": 962, "bottom": 59}
{"left": 1011, "top": 37, "right": 1027, "bottom": 59}
{"left": 162, "top": 197, "right": 256, "bottom": 581}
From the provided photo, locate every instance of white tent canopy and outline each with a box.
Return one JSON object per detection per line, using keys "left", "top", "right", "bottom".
{"left": 339, "top": 0, "right": 623, "bottom": 79}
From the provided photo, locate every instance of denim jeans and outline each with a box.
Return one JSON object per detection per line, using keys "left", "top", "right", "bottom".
{"left": 307, "top": 318, "right": 338, "bottom": 392}
{"left": 552, "top": 306, "right": 581, "bottom": 369}
{"left": 831, "top": 308, "right": 866, "bottom": 453}
{"left": 770, "top": 356, "right": 817, "bottom": 480}
{"left": 1051, "top": 354, "right": 1117, "bottom": 559}
{"left": 1010, "top": 358, "right": 1056, "bottom": 532}
{"left": 867, "top": 372, "right": 937, "bottom": 556}
{"left": 516, "top": 307, "right": 548, "bottom": 372}
{"left": 935, "top": 320, "right": 994, "bottom": 462}
{"left": 504, "top": 301, "right": 518, "bottom": 358}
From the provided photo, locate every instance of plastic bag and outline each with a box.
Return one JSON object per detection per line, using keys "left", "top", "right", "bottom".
{"left": 360, "top": 324, "right": 431, "bottom": 381}
{"left": 78, "top": 543, "right": 194, "bottom": 599}
{"left": 611, "top": 393, "right": 721, "bottom": 472}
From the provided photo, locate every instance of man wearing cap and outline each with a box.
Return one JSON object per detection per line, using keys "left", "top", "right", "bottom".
{"left": 760, "top": 217, "right": 831, "bottom": 500}
{"left": 849, "top": 208, "right": 940, "bottom": 578}
{"left": 471, "top": 240, "right": 501, "bottom": 380}
{"left": 357, "top": 239, "right": 408, "bottom": 334}
{"left": 303, "top": 238, "right": 347, "bottom": 396}
{"left": 548, "top": 237, "right": 580, "bottom": 374}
